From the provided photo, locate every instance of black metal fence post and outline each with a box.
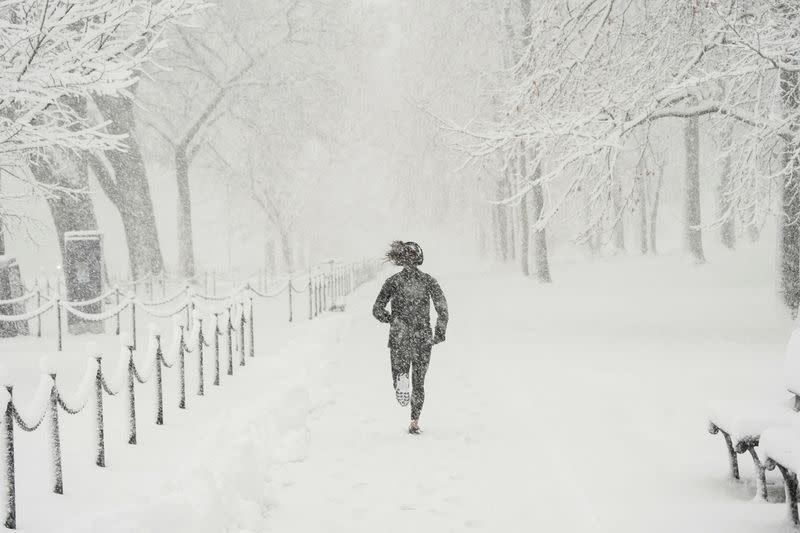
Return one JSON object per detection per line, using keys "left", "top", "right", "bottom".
{"left": 226, "top": 309, "right": 233, "bottom": 376}
{"left": 155, "top": 336, "right": 164, "bottom": 425}
{"left": 131, "top": 301, "right": 137, "bottom": 351}
{"left": 288, "top": 280, "right": 293, "bottom": 323}
{"left": 56, "top": 300, "right": 62, "bottom": 352}
{"left": 308, "top": 278, "right": 313, "bottom": 320}
{"left": 249, "top": 298, "right": 255, "bottom": 358}
{"left": 94, "top": 358, "right": 105, "bottom": 466}
{"left": 36, "top": 288, "right": 41, "bottom": 338}
{"left": 126, "top": 347, "right": 137, "bottom": 445}
{"left": 213, "top": 314, "right": 220, "bottom": 386}
{"left": 314, "top": 279, "right": 319, "bottom": 317}
{"left": 178, "top": 326, "right": 186, "bottom": 409}
{"left": 197, "top": 319, "right": 205, "bottom": 396}
{"left": 47, "top": 375, "right": 63, "bottom": 494}
{"left": 114, "top": 288, "right": 121, "bottom": 336}
{"left": 4, "top": 388, "right": 16, "bottom": 530}
{"left": 322, "top": 275, "right": 327, "bottom": 311}
{"left": 239, "top": 305, "right": 246, "bottom": 367}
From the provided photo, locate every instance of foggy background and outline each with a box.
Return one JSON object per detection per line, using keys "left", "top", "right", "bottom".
{"left": 4, "top": 0, "right": 765, "bottom": 289}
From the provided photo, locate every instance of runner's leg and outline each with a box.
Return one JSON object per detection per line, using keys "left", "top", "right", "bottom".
{"left": 410, "top": 345, "right": 431, "bottom": 420}
{"left": 390, "top": 345, "right": 411, "bottom": 387}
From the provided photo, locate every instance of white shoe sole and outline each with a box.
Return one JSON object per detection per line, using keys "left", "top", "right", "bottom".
{"left": 395, "top": 374, "right": 410, "bottom": 407}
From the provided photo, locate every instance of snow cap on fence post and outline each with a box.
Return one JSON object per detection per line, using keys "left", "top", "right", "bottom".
{"left": 86, "top": 341, "right": 101, "bottom": 360}
{"left": 127, "top": 293, "right": 137, "bottom": 350}
{"left": 147, "top": 325, "right": 160, "bottom": 370}
{"left": 39, "top": 355, "right": 58, "bottom": 375}
{"left": 119, "top": 331, "right": 134, "bottom": 351}
{"left": 0, "top": 366, "right": 10, "bottom": 408}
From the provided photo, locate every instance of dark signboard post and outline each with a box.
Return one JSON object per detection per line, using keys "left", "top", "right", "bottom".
{"left": 64, "top": 231, "right": 104, "bottom": 334}
{"left": 0, "top": 257, "right": 28, "bottom": 337}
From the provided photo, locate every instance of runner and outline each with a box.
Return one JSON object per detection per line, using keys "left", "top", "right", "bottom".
{"left": 372, "top": 241, "right": 448, "bottom": 434}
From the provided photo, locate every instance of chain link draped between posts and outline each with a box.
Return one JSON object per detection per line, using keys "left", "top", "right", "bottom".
{"left": 0, "top": 258, "right": 382, "bottom": 530}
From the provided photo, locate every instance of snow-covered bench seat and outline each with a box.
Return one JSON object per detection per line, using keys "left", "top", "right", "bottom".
{"left": 708, "top": 405, "right": 795, "bottom": 499}
{"left": 761, "top": 427, "right": 800, "bottom": 526}
{"left": 707, "top": 329, "right": 800, "bottom": 500}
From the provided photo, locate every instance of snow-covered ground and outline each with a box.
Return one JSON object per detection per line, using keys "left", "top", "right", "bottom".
{"left": 3, "top": 243, "right": 798, "bottom": 532}
{"left": 267, "top": 244, "right": 795, "bottom": 533}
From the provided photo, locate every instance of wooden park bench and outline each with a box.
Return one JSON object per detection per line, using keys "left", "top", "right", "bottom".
{"left": 708, "top": 328, "right": 800, "bottom": 501}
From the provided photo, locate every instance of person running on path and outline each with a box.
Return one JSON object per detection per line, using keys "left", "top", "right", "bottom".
{"left": 373, "top": 241, "right": 448, "bottom": 434}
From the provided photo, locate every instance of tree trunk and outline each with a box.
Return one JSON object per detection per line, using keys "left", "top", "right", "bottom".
{"left": 278, "top": 226, "right": 293, "bottom": 273}
{"left": 517, "top": 148, "right": 531, "bottom": 276}
{"left": 510, "top": 152, "right": 528, "bottom": 274}
{"left": 684, "top": 109, "right": 706, "bottom": 263}
{"left": 519, "top": 194, "right": 531, "bottom": 276}
{"left": 649, "top": 165, "right": 664, "bottom": 255}
{"left": 611, "top": 172, "right": 625, "bottom": 252}
{"left": 507, "top": 171, "right": 517, "bottom": 262}
{"left": 92, "top": 93, "right": 164, "bottom": 280}
{"left": 175, "top": 150, "right": 196, "bottom": 278}
{"left": 477, "top": 202, "right": 488, "bottom": 259}
{"left": 264, "top": 236, "right": 276, "bottom": 276}
{"left": 29, "top": 153, "right": 100, "bottom": 266}
{"left": 781, "top": 67, "right": 800, "bottom": 311}
{"left": 495, "top": 178, "right": 509, "bottom": 262}
{"left": 581, "top": 190, "right": 599, "bottom": 255}
{"left": 530, "top": 164, "right": 551, "bottom": 283}
{"left": 637, "top": 174, "right": 648, "bottom": 254}
{"left": 0, "top": 170, "right": 4, "bottom": 256}
{"left": 749, "top": 225, "right": 761, "bottom": 243}
{"left": 609, "top": 150, "right": 626, "bottom": 253}
{"left": 719, "top": 123, "right": 736, "bottom": 250}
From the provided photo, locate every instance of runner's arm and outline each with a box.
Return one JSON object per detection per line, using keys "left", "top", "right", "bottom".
{"left": 429, "top": 277, "right": 448, "bottom": 343}
{"left": 372, "top": 279, "right": 394, "bottom": 323}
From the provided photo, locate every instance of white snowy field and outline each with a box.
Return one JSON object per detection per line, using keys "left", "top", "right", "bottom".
{"left": 2, "top": 244, "right": 797, "bottom": 532}
{"left": 268, "top": 245, "right": 794, "bottom": 533}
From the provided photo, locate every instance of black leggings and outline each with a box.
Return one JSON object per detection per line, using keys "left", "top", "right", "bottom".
{"left": 390, "top": 343, "right": 432, "bottom": 420}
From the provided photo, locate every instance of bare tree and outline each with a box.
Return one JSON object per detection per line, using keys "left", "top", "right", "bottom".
{"left": 684, "top": 105, "right": 706, "bottom": 263}
{"left": 0, "top": 0, "right": 205, "bottom": 279}
{"left": 139, "top": 0, "right": 344, "bottom": 277}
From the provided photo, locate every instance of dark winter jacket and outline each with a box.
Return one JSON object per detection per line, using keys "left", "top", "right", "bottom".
{"left": 373, "top": 266, "right": 449, "bottom": 349}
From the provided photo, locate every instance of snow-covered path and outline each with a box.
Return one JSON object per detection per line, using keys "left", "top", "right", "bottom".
{"left": 269, "top": 277, "right": 578, "bottom": 532}
{"left": 268, "top": 257, "right": 792, "bottom": 533}
{"left": 9, "top": 252, "right": 795, "bottom": 532}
